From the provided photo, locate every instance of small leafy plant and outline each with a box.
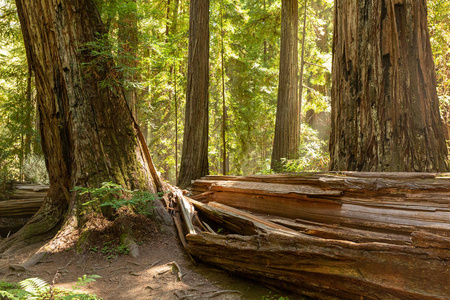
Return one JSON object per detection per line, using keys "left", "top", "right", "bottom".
{"left": 99, "top": 240, "right": 130, "bottom": 259}
{"left": 72, "top": 182, "right": 162, "bottom": 215}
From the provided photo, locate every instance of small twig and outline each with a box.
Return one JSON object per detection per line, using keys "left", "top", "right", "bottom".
{"left": 178, "top": 294, "right": 197, "bottom": 300}
{"left": 49, "top": 270, "right": 61, "bottom": 300}
{"left": 92, "top": 264, "right": 112, "bottom": 271}
{"left": 202, "top": 222, "right": 217, "bottom": 235}
{"left": 148, "top": 259, "right": 163, "bottom": 268}
{"left": 57, "top": 259, "right": 74, "bottom": 270}
{"left": 154, "top": 268, "right": 170, "bottom": 277}
{"left": 111, "top": 266, "right": 127, "bottom": 273}
{"left": 204, "top": 290, "right": 243, "bottom": 298}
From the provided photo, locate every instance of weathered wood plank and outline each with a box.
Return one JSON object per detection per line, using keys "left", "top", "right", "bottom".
{"left": 0, "top": 198, "right": 44, "bottom": 218}
{"left": 194, "top": 173, "right": 450, "bottom": 193}
{"left": 210, "top": 181, "right": 343, "bottom": 197}
{"left": 14, "top": 184, "right": 49, "bottom": 192}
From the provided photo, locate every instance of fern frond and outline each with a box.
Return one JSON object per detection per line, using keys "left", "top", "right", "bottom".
{"left": 18, "top": 277, "right": 49, "bottom": 295}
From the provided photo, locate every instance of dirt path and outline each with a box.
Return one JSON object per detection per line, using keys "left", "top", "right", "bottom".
{"left": 0, "top": 232, "right": 297, "bottom": 300}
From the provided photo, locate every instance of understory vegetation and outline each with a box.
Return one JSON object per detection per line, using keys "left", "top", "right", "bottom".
{"left": 0, "top": 275, "right": 102, "bottom": 300}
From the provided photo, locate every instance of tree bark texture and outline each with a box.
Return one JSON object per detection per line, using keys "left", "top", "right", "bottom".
{"left": 177, "top": 0, "right": 209, "bottom": 188}
{"left": 271, "top": 0, "right": 299, "bottom": 171}
{"left": 3, "top": 0, "right": 160, "bottom": 252}
{"left": 330, "top": 0, "right": 449, "bottom": 172}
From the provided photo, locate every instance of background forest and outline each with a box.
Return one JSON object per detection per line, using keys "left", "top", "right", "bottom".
{"left": 0, "top": 0, "right": 449, "bottom": 186}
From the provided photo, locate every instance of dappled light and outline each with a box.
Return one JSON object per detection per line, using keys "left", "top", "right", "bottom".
{"left": 0, "top": 0, "right": 449, "bottom": 299}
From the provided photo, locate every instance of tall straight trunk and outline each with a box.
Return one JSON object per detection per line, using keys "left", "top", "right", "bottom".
{"left": 118, "top": 0, "right": 139, "bottom": 118}
{"left": 271, "top": 0, "right": 299, "bottom": 172}
{"left": 24, "top": 67, "right": 33, "bottom": 157}
{"left": 298, "top": 0, "right": 307, "bottom": 126}
{"left": 220, "top": 0, "right": 227, "bottom": 175}
{"left": 2, "top": 0, "right": 166, "bottom": 253}
{"left": 330, "top": 0, "right": 449, "bottom": 172}
{"left": 177, "top": 0, "right": 209, "bottom": 188}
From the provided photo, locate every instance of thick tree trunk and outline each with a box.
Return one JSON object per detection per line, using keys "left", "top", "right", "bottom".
{"left": 1, "top": 0, "right": 164, "bottom": 254}
{"left": 271, "top": 0, "right": 299, "bottom": 172}
{"left": 177, "top": 0, "right": 209, "bottom": 188}
{"left": 330, "top": 0, "right": 449, "bottom": 172}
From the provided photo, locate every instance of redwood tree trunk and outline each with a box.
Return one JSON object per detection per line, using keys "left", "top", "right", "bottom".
{"left": 177, "top": 0, "right": 209, "bottom": 188}
{"left": 330, "top": 0, "right": 449, "bottom": 172}
{"left": 1, "top": 0, "right": 162, "bottom": 253}
{"left": 271, "top": 0, "right": 299, "bottom": 172}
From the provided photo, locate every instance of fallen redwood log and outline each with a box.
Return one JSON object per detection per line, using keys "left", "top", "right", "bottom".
{"left": 0, "top": 198, "right": 45, "bottom": 218}
{"left": 0, "top": 184, "right": 47, "bottom": 218}
{"left": 191, "top": 174, "right": 450, "bottom": 237}
{"left": 175, "top": 173, "right": 450, "bottom": 299}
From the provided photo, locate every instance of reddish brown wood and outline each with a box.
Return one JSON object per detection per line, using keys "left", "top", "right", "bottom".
{"left": 182, "top": 173, "right": 450, "bottom": 299}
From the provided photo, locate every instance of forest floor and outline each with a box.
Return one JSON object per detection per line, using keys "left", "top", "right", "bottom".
{"left": 0, "top": 225, "right": 297, "bottom": 300}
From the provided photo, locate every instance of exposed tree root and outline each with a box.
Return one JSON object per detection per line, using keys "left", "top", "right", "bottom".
{"left": 0, "top": 200, "right": 65, "bottom": 256}
{"left": 0, "top": 183, "right": 174, "bottom": 270}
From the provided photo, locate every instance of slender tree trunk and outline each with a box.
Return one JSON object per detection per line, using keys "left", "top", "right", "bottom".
{"left": 24, "top": 67, "right": 33, "bottom": 157}
{"left": 221, "top": 0, "right": 227, "bottom": 175}
{"left": 330, "top": 0, "right": 449, "bottom": 172}
{"left": 271, "top": 0, "right": 299, "bottom": 172}
{"left": 263, "top": 0, "right": 267, "bottom": 64}
{"left": 174, "top": 66, "right": 179, "bottom": 183}
{"left": 177, "top": 0, "right": 209, "bottom": 188}
{"left": 170, "top": 0, "right": 180, "bottom": 33}
{"left": 298, "top": 0, "right": 307, "bottom": 128}
{"left": 2, "top": 0, "right": 166, "bottom": 254}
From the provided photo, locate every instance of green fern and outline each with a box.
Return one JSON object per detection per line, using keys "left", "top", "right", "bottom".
{"left": 0, "top": 290, "right": 19, "bottom": 300}
{"left": 18, "top": 277, "right": 49, "bottom": 296}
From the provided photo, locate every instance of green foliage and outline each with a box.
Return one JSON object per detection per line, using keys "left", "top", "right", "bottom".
{"left": 0, "top": 166, "right": 14, "bottom": 200}
{"left": 72, "top": 182, "right": 159, "bottom": 215}
{"left": 74, "top": 275, "right": 102, "bottom": 288}
{"left": 428, "top": 0, "right": 450, "bottom": 128}
{"left": 0, "top": 1, "right": 42, "bottom": 183}
{"left": 0, "top": 281, "right": 24, "bottom": 300}
{"left": 96, "top": 240, "right": 129, "bottom": 259}
{"left": 0, "top": 275, "right": 101, "bottom": 300}
{"left": 259, "top": 124, "right": 330, "bottom": 174}
{"left": 262, "top": 290, "right": 296, "bottom": 300}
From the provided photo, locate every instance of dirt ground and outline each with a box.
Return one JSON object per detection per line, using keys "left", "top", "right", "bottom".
{"left": 0, "top": 230, "right": 298, "bottom": 300}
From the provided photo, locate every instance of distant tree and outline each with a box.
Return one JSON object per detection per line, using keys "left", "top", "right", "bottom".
{"left": 271, "top": 0, "right": 299, "bottom": 171}
{"left": 330, "top": 0, "right": 449, "bottom": 171}
{"left": 1, "top": 0, "right": 168, "bottom": 254}
{"left": 118, "top": 0, "right": 139, "bottom": 118}
{"left": 177, "top": 0, "right": 210, "bottom": 188}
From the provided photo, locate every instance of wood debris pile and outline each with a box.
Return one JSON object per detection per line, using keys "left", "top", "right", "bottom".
{"left": 171, "top": 172, "right": 450, "bottom": 300}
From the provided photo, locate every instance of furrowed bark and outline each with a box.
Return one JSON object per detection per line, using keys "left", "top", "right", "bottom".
{"left": 330, "top": 0, "right": 449, "bottom": 172}
{"left": 177, "top": 0, "right": 210, "bottom": 188}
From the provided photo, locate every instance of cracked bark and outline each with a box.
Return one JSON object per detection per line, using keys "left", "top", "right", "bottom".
{"left": 330, "top": 0, "right": 449, "bottom": 172}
